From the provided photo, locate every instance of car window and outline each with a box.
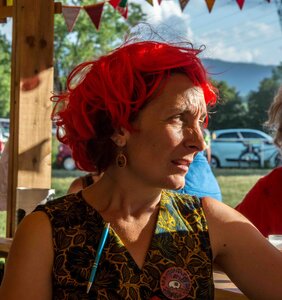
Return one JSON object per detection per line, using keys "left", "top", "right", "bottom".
{"left": 240, "top": 132, "right": 265, "bottom": 139}
{"left": 217, "top": 132, "right": 239, "bottom": 139}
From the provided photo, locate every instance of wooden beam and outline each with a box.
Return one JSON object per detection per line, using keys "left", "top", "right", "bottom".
{"left": 0, "top": 0, "right": 8, "bottom": 22}
{"left": 7, "top": 0, "right": 54, "bottom": 236}
{"left": 0, "top": 2, "right": 61, "bottom": 20}
{"left": 54, "top": 2, "right": 62, "bottom": 14}
{"left": 0, "top": 6, "right": 13, "bottom": 18}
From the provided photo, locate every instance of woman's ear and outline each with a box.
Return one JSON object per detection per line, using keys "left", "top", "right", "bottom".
{"left": 111, "top": 127, "right": 130, "bottom": 147}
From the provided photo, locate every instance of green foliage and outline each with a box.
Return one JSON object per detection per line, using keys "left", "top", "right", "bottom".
{"left": 208, "top": 80, "right": 247, "bottom": 130}
{"left": 0, "top": 212, "right": 6, "bottom": 237}
{"left": 0, "top": 33, "right": 11, "bottom": 117}
{"left": 54, "top": 0, "right": 146, "bottom": 91}
{"left": 246, "top": 63, "right": 282, "bottom": 131}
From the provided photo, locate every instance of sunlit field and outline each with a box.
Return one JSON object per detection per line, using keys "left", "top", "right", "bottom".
{"left": 0, "top": 168, "right": 271, "bottom": 237}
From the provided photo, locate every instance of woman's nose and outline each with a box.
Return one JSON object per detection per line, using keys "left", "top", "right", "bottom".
{"left": 183, "top": 127, "right": 206, "bottom": 152}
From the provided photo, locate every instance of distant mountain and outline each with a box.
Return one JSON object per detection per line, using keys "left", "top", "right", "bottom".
{"left": 202, "top": 59, "right": 276, "bottom": 97}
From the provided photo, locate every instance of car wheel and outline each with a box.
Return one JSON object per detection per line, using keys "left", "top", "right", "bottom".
{"left": 63, "top": 156, "right": 76, "bottom": 171}
{"left": 210, "top": 156, "right": 220, "bottom": 168}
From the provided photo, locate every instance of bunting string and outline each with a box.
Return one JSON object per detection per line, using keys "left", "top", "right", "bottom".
{"left": 60, "top": 0, "right": 272, "bottom": 32}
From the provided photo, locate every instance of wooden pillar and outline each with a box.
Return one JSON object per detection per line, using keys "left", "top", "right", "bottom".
{"left": 7, "top": 0, "right": 55, "bottom": 236}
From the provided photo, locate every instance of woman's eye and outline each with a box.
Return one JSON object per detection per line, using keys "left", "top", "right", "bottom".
{"left": 168, "top": 114, "right": 183, "bottom": 122}
{"left": 173, "top": 115, "right": 183, "bottom": 120}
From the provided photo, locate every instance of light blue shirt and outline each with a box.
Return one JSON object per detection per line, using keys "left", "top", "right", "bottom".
{"left": 178, "top": 151, "right": 222, "bottom": 201}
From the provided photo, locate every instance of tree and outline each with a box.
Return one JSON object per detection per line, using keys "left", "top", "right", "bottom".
{"left": 0, "top": 1, "right": 146, "bottom": 115}
{"left": 0, "top": 33, "right": 11, "bottom": 117}
{"left": 246, "top": 63, "right": 282, "bottom": 130}
{"left": 54, "top": 0, "right": 146, "bottom": 91}
{"left": 208, "top": 80, "right": 247, "bottom": 130}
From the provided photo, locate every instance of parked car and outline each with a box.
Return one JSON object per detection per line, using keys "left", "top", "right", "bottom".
{"left": 56, "top": 143, "right": 76, "bottom": 171}
{"left": 0, "top": 126, "right": 4, "bottom": 154}
{"left": 0, "top": 118, "right": 10, "bottom": 142}
{"left": 210, "top": 128, "right": 279, "bottom": 168}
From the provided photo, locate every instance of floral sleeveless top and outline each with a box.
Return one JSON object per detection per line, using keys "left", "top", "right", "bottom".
{"left": 34, "top": 190, "right": 214, "bottom": 299}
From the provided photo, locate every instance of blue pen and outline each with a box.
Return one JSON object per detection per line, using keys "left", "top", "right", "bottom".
{"left": 87, "top": 222, "right": 110, "bottom": 294}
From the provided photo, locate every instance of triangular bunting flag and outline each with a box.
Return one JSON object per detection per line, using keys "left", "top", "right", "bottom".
{"left": 116, "top": 0, "right": 128, "bottom": 19}
{"left": 62, "top": 6, "right": 81, "bottom": 32}
{"left": 179, "top": 0, "right": 189, "bottom": 11}
{"left": 236, "top": 0, "right": 245, "bottom": 10}
{"left": 157, "top": 0, "right": 162, "bottom": 5}
{"left": 84, "top": 2, "right": 105, "bottom": 30}
{"left": 205, "top": 0, "right": 215, "bottom": 13}
{"left": 146, "top": 0, "right": 154, "bottom": 6}
{"left": 109, "top": 0, "right": 121, "bottom": 9}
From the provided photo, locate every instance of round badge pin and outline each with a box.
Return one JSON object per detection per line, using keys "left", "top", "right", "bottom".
{"left": 160, "top": 267, "right": 191, "bottom": 299}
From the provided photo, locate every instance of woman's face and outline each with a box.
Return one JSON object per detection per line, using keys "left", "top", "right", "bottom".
{"left": 125, "top": 73, "right": 207, "bottom": 190}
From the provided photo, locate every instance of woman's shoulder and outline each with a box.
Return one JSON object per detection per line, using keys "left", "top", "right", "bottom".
{"left": 33, "top": 192, "right": 89, "bottom": 222}
{"left": 264, "top": 166, "right": 282, "bottom": 182}
{"left": 163, "top": 190, "right": 201, "bottom": 206}
{"left": 162, "top": 190, "right": 205, "bottom": 220}
{"left": 245, "top": 166, "right": 282, "bottom": 196}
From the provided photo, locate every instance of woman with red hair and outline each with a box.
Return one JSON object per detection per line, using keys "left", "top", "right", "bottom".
{"left": 1, "top": 40, "right": 282, "bottom": 299}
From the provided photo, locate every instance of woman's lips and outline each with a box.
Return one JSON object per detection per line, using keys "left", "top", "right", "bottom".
{"left": 171, "top": 159, "right": 192, "bottom": 172}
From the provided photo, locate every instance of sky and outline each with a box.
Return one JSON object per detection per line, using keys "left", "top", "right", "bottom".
{"left": 0, "top": 0, "right": 281, "bottom": 66}
{"left": 135, "top": 0, "right": 282, "bottom": 66}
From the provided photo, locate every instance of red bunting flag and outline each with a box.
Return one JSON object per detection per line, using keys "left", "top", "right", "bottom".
{"left": 109, "top": 0, "right": 121, "bottom": 9}
{"left": 84, "top": 2, "right": 105, "bottom": 30}
{"left": 236, "top": 0, "right": 245, "bottom": 10}
{"left": 157, "top": 0, "right": 162, "bottom": 5}
{"left": 62, "top": 6, "right": 81, "bottom": 32}
{"left": 116, "top": 0, "right": 128, "bottom": 19}
{"left": 205, "top": 0, "right": 215, "bottom": 13}
{"left": 179, "top": 0, "right": 189, "bottom": 12}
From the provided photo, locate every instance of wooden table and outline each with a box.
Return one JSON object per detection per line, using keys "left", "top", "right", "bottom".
{"left": 0, "top": 237, "right": 12, "bottom": 258}
{"left": 214, "top": 270, "right": 249, "bottom": 299}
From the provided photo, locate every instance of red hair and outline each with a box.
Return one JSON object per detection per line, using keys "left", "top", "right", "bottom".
{"left": 52, "top": 41, "right": 217, "bottom": 172}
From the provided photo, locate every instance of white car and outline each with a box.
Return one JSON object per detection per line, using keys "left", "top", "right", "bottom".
{"left": 0, "top": 118, "right": 9, "bottom": 142}
{"left": 210, "top": 128, "right": 280, "bottom": 168}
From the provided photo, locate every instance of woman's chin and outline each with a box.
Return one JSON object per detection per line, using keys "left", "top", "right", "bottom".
{"left": 164, "top": 178, "right": 185, "bottom": 190}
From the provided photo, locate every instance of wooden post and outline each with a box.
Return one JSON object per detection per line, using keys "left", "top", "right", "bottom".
{"left": 0, "top": 0, "right": 7, "bottom": 23}
{"left": 7, "top": 0, "right": 55, "bottom": 236}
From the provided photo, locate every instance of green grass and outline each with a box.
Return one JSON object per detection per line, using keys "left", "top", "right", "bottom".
{"left": 214, "top": 168, "right": 270, "bottom": 207}
{"left": 51, "top": 169, "right": 86, "bottom": 197}
{"left": 0, "top": 168, "right": 271, "bottom": 237}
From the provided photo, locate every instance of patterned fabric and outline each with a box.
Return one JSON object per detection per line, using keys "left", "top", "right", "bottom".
{"left": 34, "top": 190, "right": 214, "bottom": 299}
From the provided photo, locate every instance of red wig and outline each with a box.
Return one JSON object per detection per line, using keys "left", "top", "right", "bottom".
{"left": 52, "top": 41, "right": 217, "bottom": 172}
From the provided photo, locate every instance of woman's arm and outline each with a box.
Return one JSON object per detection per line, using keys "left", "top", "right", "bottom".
{"left": 0, "top": 211, "right": 53, "bottom": 300}
{"left": 203, "top": 197, "right": 282, "bottom": 300}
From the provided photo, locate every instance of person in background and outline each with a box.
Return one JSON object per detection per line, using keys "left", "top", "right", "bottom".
{"left": 1, "top": 36, "right": 282, "bottom": 299}
{"left": 0, "top": 140, "right": 9, "bottom": 211}
{"left": 67, "top": 172, "right": 101, "bottom": 194}
{"left": 179, "top": 128, "right": 222, "bottom": 201}
{"left": 203, "top": 128, "right": 212, "bottom": 163}
{"left": 236, "top": 86, "right": 282, "bottom": 237}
